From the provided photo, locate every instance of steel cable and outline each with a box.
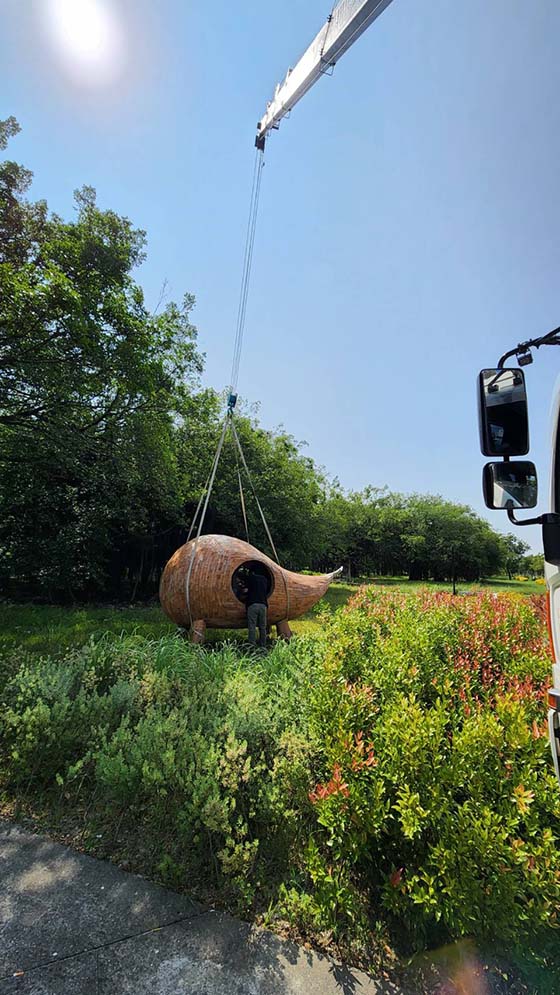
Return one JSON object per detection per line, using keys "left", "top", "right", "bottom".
{"left": 229, "top": 148, "right": 265, "bottom": 395}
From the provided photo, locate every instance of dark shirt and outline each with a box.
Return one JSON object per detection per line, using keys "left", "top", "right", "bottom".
{"left": 245, "top": 573, "right": 269, "bottom": 608}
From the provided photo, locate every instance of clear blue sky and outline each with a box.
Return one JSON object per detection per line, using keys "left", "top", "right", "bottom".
{"left": 3, "top": 0, "right": 560, "bottom": 552}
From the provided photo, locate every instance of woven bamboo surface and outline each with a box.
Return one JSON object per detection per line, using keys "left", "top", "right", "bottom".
{"left": 159, "top": 534, "right": 337, "bottom": 629}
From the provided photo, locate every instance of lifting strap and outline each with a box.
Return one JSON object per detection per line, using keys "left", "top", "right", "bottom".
{"left": 233, "top": 440, "right": 250, "bottom": 544}
{"left": 184, "top": 412, "right": 284, "bottom": 624}
{"left": 230, "top": 419, "right": 291, "bottom": 622}
{"left": 183, "top": 147, "right": 289, "bottom": 627}
{"left": 185, "top": 414, "right": 229, "bottom": 627}
{"left": 229, "top": 418, "right": 280, "bottom": 564}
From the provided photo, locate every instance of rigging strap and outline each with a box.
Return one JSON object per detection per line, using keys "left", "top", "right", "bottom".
{"left": 184, "top": 413, "right": 283, "bottom": 623}
{"left": 186, "top": 464, "right": 213, "bottom": 543}
{"left": 230, "top": 418, "right": 291, "bottom": 622}
{"left": 185, "top": 414, "right": 230, "bottom": 627}
{"left": 233, "top": 438, "right": 250, "bottom": 543}
{"left": 229, "top": 418, "right": 280, "bottom": 564}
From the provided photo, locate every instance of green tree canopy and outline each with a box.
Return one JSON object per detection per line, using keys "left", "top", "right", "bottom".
{"left": 500, "top": 533, "right": 531, "bottom": 580}
{"left": 0, "top": 119, "right": 202, "bottom": 597}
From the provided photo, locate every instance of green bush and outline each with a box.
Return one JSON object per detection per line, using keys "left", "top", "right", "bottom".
{"left": 0, "top": 633, "right": 319, "bottom": 905}
{"left": 0, "top": 648, "right": 141, "bottom": 787}
{"left": 89, "top": 637, "right": 320, "bottom": 899}
{"left": 290, "top": 590, "right": 560, "bottom": 949}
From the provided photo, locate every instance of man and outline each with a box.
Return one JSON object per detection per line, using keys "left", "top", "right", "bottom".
{"left": 243, "top": 567, "right": 269, "bottom": 649}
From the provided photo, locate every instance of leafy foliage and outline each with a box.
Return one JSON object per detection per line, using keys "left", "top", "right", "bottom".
{"left": 317, "top": 489, "right": 508, "bottom": 582}
{"left": 295, "top": 590, "right": 559, "bottom": 949}
{"left": 0, "top": 633, "right": 317, "bottom": 908}
{"left": 0, "top": 119, "right": 202, "bottom": 598}
{"left": 1, "top": 591, "right": 558, "bottom": 971}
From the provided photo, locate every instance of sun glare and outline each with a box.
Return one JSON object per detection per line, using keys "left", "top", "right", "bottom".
{"left": 46, "top": 0, "right": 124, "bottom": 83}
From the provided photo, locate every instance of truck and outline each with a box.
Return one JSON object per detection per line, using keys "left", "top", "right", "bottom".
{"left": 477, "top": 326, "right": 560, "bottom": 784}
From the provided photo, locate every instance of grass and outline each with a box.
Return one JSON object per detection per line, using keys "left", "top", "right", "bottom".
{"left": 0, "top": 603, "right": 170, "bottom": 657}
{"left": 0, "top": 577, "right": 544, "bottom": 658}
{"left": 346, "top": 575, "right": 546, "bottom": 595}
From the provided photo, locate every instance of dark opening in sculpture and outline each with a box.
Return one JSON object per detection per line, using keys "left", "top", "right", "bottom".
{"left": 232, "top": 560, "right": 274, "bottom": 603}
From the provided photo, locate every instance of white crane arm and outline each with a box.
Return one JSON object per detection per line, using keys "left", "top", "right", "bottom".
{"left": 256, "top": 0, "right": 395, "bottom": 148}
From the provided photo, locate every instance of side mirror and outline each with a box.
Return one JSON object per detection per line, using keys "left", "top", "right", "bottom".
{"left": 483, "top": 461, "right": 538, "bottom": 510}
{"left": 478, "top": 368, "right": 529, "bottom": 456}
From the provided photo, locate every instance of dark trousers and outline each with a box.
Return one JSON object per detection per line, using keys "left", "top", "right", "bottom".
{"left": 247, "top": 603, "right": 267, "bottom": 647}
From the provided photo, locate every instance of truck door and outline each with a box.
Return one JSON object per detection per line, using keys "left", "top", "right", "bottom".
{"left": 546, "top": 378, "right": 560, "bottom": 782}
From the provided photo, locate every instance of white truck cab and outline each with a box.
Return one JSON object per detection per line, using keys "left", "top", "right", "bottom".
{"left": 478, "top": 329, "right": 560, "bottom": 787}
{"left": 545, "top": 376, "right": 560, "bottom": 782}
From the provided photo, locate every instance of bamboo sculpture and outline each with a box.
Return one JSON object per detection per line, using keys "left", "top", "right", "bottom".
{"left": 159, "top": 534, "right": 342, "bottom": 643}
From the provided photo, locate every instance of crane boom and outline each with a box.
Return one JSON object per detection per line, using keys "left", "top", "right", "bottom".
{"left": 256, "top": 0, "right": 395, "bottom": 148}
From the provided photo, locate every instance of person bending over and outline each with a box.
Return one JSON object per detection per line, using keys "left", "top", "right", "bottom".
{"left": 243, "top": 568, "right": 269, "bottom": 648}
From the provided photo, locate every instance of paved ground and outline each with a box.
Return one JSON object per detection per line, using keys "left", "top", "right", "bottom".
{"left": 0, "top": 821, "right": 401, "bottom": 995}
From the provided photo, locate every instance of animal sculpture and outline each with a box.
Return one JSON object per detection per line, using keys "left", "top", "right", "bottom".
{"left": 159, "top": 533, "right": 342, "bottom": 642}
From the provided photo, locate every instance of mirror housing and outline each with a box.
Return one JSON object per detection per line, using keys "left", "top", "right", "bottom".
{"left": 543, "top": 519, "right": 560, "bottom": 567}
{"left": 483, "top": 461, "right": 538, "bottom": 510}
{"left": 478, "top": 368, "right": 529, "bottom": 457}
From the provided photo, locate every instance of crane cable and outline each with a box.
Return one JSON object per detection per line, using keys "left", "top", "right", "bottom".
{"left": 184, "top": 147, "right": 283, "bottom": 625}
{"left": 229, "top": 147, "right": 265, "bottom": 396}
{"left": 186, "top": 144, "right": 266, "bottom": 548}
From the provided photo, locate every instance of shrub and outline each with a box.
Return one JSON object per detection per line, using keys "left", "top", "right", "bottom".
{"left": 294, "top": 590, "right": 560, "bottom": 949}
{"left": 88, "top": 637, "right": 321, "bottom": 900}
{"left": 1, "top": 592, "right": 558, "bottom": 965}
{"left": 0, "top": 649, "right": 141, "bottom": 787}
{"left": 0, "top": 633, "right": 320, "bottom": 905}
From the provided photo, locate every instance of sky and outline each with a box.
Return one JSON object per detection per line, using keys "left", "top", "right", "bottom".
{"left": 2, "top": 0, "right": 560, "bottom": 553}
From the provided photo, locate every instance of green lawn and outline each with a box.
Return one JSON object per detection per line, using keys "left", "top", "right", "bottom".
{"left": 0, "top": 576, "right": 544, "bottom": 658}
{"left": 351, "top": 575, "right": 545, "bottom": 595}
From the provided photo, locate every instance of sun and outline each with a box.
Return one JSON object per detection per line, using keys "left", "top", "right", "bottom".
{"left": 45, "top": 0, "right": 124, "bottom": 83}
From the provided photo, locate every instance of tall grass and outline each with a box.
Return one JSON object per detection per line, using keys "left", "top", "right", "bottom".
{"left": 0, "top": 578, "right": 541, "bottom": 657}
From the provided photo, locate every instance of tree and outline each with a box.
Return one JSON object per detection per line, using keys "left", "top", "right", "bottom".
{"left": 312, "top": 490, "right": 507, "bottom": 584}
{"left": 524, "top": 553, "right": 545, "bottom": 580}
{"left": 500, "top": 534, "right": 531, "bottom": 580}
{"left": 0, "top": 119, "right": 203, "bottom": 598}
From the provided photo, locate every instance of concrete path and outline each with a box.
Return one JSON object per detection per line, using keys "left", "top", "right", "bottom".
{"left": 0, "top": 821, "right": 401, "bottom": 995}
